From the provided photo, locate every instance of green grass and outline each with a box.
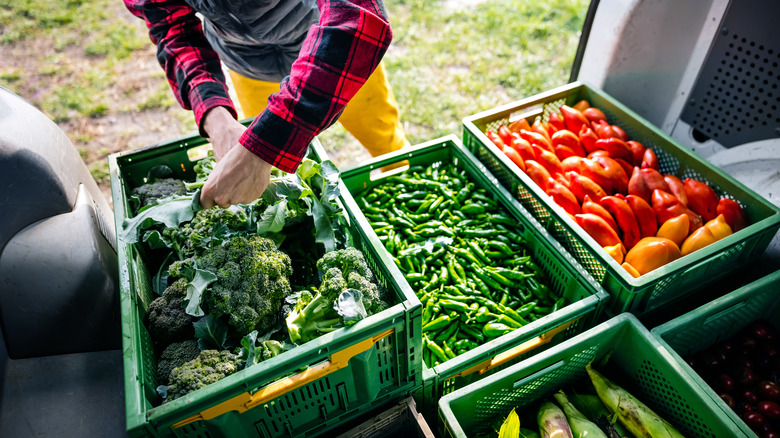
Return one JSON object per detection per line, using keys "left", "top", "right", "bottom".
{"left": 0, "top": 0, "right": 589, "bottom": 172}
{"left": 380, "top": 0, "right": 587, "bottom": 145}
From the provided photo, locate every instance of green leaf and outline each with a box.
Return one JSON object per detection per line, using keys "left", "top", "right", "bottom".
{"left": 184, "top": 268, "right": 217, "bottom": 317}
{"left": 239, "top": 330, "right": 261, "bottom": 367}
{"left": 119, "top": 191, "right": 201, "bottom": 244}
{"left": 256, "top": 199, "right": 288, "bottom": 234}
{"left": 193, "top": 315, "right": 229, "bottom": 350}
{"left": 498, "top": 408, "right": 520, "bottom": 438}
{"left": 141, "top": 229, "right": 172, "bottom": 250}
{"left": 308, "top": 197, "right": 337, "bottom": 252}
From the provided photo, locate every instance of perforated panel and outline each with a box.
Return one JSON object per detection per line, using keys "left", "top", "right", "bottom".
{"left": 680, "top": 0, "right": 780, "bottom": 147}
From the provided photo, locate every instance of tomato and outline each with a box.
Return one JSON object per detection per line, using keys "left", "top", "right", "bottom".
{"left": 551, "top": 129, "right": 585, "bottom": 158}
{"left": 664, "top": 174, "right": 688, "bottom": 206}
{"left": 547, "top": 112, "right": 566, "bottom": 132}
{"left": 578, "top": 125, "right": 600, "bottom": 154}
{"left": 568, "top": 172, "right": 607, "bottom": 203}
{"left": 627, "top": 140, "right": 646, "bottom": 167}
{"left": 546, "top": 180, "right": 581, "bottom": 216}
{"left": 582, "top": 195, "right": 618, "bottom": 230}
{"left": 656, "top": 214, "right": 689, "bottom": 247}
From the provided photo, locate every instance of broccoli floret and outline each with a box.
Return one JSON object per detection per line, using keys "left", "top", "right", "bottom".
{"left": 316, "top": 247, "right": 375, "bottom": 283}
{"left": 131, "top": 178, "right": 187, "bottom": 208}
{"left": 165, "top": 207, "right": 249, "bottom": 259}
{"left": 286, "top": 249, "right": 388, "bottom": 344}
{"left": 145, "top": 278, "right": 195, "bottom": 344}
{"left": 157, "top": 340, "right": 200, "bottom": 385}
{"left": 347, "top": 271, "right": 390, "bottom": 314}
{"left": 163, "top": 349, "right": 241, "bottom": 403}
{"left": 178, "top": 235, "right": 293, "bottom": 336}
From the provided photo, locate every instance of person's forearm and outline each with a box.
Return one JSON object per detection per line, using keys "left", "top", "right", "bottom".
{"left": 240, "top": 0, "right": 393, "bottom": 173}
{"left": 123, "top": 0, "right": 236, "bottom": 136}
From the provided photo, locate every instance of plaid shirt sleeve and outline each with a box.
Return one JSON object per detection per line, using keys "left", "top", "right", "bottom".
{"left": 125, "top": 0, "right": 392, "bottom": 173}
{"left": 240, "top": 0, "right": 393, "bottom": 173}
{"left": 123, "top": 0, "right": 237, "bottom": 136}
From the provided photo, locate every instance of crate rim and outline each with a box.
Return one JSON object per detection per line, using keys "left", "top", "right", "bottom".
{"left": 650, "top": 268, "right": 780, "bottom": 438}
{"left": 461, "top": 81, "right": 780, "bottom": 291}
{"left": 438, "top": 312, "right": 738, "bottom": 438}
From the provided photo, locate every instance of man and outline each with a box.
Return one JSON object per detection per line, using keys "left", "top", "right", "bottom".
{"left": 124, "top": 0, "right": 406, "bottom": 208}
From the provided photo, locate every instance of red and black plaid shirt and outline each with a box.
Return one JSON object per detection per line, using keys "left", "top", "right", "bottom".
{"left": 124, "top": 0, "right": 392, "bottom": 173}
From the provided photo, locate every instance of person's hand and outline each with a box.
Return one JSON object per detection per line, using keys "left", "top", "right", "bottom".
{"left": 200, "top": 144, "right": 273, "bottom": 209}
{"left": 202, "top": 106, "right": 246, "bottom": 160}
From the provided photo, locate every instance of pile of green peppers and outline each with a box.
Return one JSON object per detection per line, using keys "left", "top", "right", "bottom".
{"left": 354, "top": 161, "right": 565, "bottom": 368}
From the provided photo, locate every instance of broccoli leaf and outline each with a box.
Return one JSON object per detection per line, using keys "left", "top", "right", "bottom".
{"left": 239, "top": 330, "right": 262, "bottom": 368}
{"left": 307, "top": 197, "right": 337, "bottom": 252}
{"left": 256, "top": 199, "right": 288, "bottom": 234}
{"left": 184, "top": 268, "right": 217, "bottom": 317}
{"left": 120, "top": 191, "right": 202, "bottom": 244}
{"left": 193, "top": 314, "right": 229, "bottom": 350}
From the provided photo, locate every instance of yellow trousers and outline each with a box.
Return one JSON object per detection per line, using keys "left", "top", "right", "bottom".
{"left": 229, "top": 63, "right": 407, "bottom": 159}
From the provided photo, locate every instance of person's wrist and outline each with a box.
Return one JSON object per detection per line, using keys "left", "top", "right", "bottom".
{"left": 202, "top": 106, "right": 234, "bottom": 139}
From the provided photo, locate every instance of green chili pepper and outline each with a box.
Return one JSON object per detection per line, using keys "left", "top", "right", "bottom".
{"left": 423, "top": 314, "right": 452, "bottom": 332}
{"left": 460, "top": 203, "right": 486, "bottom": 215}
{"left": 440, "top": 299, "right": 471, "bottom": 314}
{"left": 434, "top": 320, "right": 459, "bottom": 343}
{"left": 442, "top": 340, "right": 457, "bottom": 359}
{"left": 424, "top": 336, "right": 449, "bottom": 365}
{"left": 483, "top": 322, "right": 516, "bottom": 338}
{"left": 459, "top": 323, "right": 485, "bottom": 342}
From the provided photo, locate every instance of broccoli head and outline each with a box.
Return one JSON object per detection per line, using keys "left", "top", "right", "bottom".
{"left": 163, "top": 349, "right": 241, "bottom": 403}
{"left": 316, "top": 247, "right": 375, "bottom": 283}
{"left": 130, "top": 178, "right": 188, "bottom": 209}
{"left": 346, "top": 271, "right": 390, "bottom": 314}
{"left": 285, "top": 248, "right": 389, "bottom": 344}
{"left": 191, "top": 235, "right": 293, "bottom": 336}
{"left": 165, "top": 207, "right": 249, "bottom": 259}
{"left": 157, "top": 339, "right": 200, "bottom": 386}
{"left": 145, "top": 278, "right": 195, "bottom": 344}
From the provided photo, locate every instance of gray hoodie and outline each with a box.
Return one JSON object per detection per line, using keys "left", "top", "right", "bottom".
{"left": 185, "top": 0, "right": 319, "bottom": 82}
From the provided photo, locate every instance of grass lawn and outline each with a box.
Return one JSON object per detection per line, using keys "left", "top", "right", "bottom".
{"left": 0, "top": 0, "right": 589, "bottom": 194}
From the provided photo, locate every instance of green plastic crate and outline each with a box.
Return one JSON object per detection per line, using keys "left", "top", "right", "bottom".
{"left": 438, "top": 313, "right": 742, "bottom": 438}
{"left": 339, "top": 135, "right": 609, "bottom": 426}
{"left": 108, "top": 133, "right": 422, "bottom": 438}
{"left": 652, "top": 268, "right": 780, "bottom": 438}
{"left": 462, "top": 81, "right": 780, "bottom": 316}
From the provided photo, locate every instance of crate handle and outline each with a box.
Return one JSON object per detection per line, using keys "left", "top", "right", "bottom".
{"left": 172, "top": 328, "right": 395, "bottom": 429}
{"left": 513, "top": 360, "right": 566, "bottom": 389}
{"left": 449, "top": 320, "right": 573, "bottom": 379}
{"left": 703, "top": 299, "right": 749, "bottom": 326}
